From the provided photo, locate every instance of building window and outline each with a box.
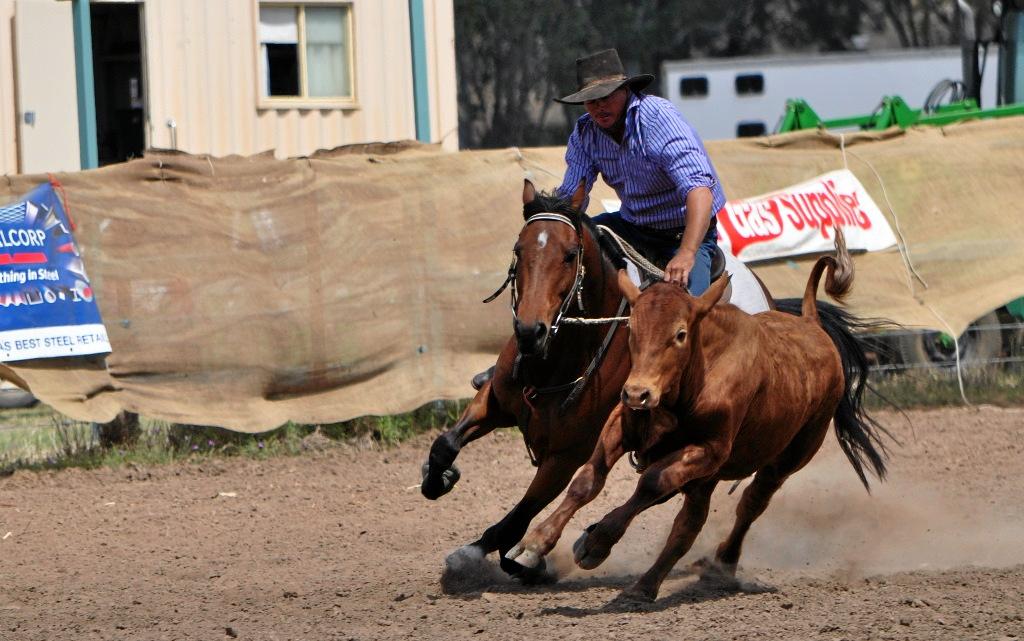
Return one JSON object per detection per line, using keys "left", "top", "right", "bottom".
{"left": 735, "top": 73, "right": 764, "bottom": 95}
{"left": 679, "top": 76, "right": 708, "bottom": 98}
{"left": 258, "top": 3, "right": 353, "bottom": 101}
{"left": 736, "top": 121, "right": 767, "bottom": 137}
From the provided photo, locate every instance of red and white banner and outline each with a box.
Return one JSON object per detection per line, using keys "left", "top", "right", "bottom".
{"left": 715, "top": 169, "right": 897, "bottom": 262}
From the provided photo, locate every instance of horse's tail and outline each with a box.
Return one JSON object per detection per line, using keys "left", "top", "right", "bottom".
{"left": 801, "top": 227, "right": 854, "bottom": 320}
{"left": 776, "top": 298, "right": 895, "bottom": 491}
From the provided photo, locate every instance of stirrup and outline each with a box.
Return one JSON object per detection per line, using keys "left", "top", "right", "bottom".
{"left": 471, "top": 365, "right": 495, "bottom": 391}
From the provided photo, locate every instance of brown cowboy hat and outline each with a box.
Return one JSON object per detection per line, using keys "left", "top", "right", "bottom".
{"left": 555, "top": 48, "right": 654, "bottom": 105}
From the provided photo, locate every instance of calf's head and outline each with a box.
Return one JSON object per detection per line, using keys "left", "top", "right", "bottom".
{"left": 617, "top": 270, "right": 730, "bottom": 410}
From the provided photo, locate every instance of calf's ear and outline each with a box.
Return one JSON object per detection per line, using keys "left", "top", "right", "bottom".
{"left": 696, "top": 272, "right": 731, "bottom": 317}
{"left": 617, "top": 269, "right": 640, "bottom": 307}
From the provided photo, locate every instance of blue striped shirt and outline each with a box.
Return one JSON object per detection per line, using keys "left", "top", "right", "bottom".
{"left": 558, "top": 92, "right": 725, "bottom": 231}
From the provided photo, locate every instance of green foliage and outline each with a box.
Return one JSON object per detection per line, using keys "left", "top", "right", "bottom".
{"left": 0, "top": 400, "right": 469, "bottom": 475}
{"left": 319, "top": 400, "right": 467, "bottom": 446}
{"left": 867, "top": 366, "right": 1024, "bottom": 410}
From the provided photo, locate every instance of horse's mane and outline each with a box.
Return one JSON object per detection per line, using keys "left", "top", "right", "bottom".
{"left": 522, "top": 191, "right": 627, "bottom": 271}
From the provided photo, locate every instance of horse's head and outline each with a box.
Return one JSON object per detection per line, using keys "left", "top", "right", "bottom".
{"left": 617, "top": 271, "right": 730, "bottom": 409}
{"left": 512, "top": 180, "right": 588, "bottom": 356}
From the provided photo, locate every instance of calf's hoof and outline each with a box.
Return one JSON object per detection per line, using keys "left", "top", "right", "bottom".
{"left": 572, "top": 524, "right": 611, "bottom": 570}
{"left": 420, "top": 462, "right": 461, "bottom": 500}
{"left": 618, "top": 584, "right": 657, "bottom": 604}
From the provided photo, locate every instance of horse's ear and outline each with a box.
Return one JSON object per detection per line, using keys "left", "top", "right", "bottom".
{"left": 523, "top": 179, "right": 537, "bottom": 205}
{"left": 570, "top": 179, "right": 587, "bottom": 211}
{"left": 617, "top": 269, "right": 640, "bottom": 307}
{"left": 696, "top": 272, "right": 730, "bottom": 317}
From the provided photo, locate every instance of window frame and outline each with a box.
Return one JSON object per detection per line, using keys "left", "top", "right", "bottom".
{"left": 734, "top": 73, "right": 764, "bottom": 96}
{"left": 679, "top": 76, "right": 709, "bottom": 99}
{"left": 254, "top": 0, "right": 358, "bottom": 110}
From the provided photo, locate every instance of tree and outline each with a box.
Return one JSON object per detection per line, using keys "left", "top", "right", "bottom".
{"left": 454, "top": 1, "right": 956, "bottom": 149}
{"left": 872, "top": 0, "right": 956, "bottom": 48}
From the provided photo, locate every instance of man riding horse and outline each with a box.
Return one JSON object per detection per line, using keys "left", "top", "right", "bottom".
{"left": 472, "top": 47, "right": 727, "bottom": 392}
{"left": 555, "top": 47, "right": 724, "bottom": 294}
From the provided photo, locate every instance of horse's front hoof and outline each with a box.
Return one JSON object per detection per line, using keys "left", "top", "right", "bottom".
{"left": 420, "top": 462, "right": 461, "bottom": 500}
{"left": 504, "top": 543, "right": 542, "bottom": 569}
{"left": 500, "top": 552, "right": 554, "bottom": 584}
{"left": 572, "top": 524, "right": 611, "bottom": 570}
{"left": 440, "top": 545, "right": 504, "bottom": 594}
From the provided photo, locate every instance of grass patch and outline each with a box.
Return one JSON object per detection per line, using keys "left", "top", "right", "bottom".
{"left": 867, "top": 365, "right": 1024, "bottom": 410}
{"left": 4, "top": 364, "right": 1019, "bottom": 476}
{"left": 0, "top": 399, "right": 468, "bottom": 476}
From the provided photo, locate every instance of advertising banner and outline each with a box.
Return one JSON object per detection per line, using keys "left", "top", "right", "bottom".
{"left": 715, "top": 169, "right": 898, "bottom": 262}
{"left": 0, "top": 182, "right": 110, "bottom": 362}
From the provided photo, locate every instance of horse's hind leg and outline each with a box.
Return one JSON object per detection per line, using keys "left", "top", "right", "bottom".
{"left": 453, "top": 448, "right": 586, "bottom": 579}
{"left": 421, "top": 379, "right": 514, "bottom": 500}
{"left": 621, "top": 478, "right": 717, "bottom": 602}
{"left": 709, "top": 416, "right": 831, "bottom": 577}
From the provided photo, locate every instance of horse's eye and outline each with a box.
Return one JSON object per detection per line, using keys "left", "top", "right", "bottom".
{"left": 564, "top": 250, "right": 578, "bottom": 264}
{"left": 675, "top": 329, "right": 687, "bottom": 343}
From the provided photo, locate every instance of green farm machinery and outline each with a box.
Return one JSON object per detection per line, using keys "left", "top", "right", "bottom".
{"left": 775, "top": 0, "right": 1024, "bottom": 368}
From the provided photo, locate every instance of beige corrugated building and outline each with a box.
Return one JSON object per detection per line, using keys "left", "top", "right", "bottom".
{"left": 0, "top": 0, "right": 458, "bottom": 176}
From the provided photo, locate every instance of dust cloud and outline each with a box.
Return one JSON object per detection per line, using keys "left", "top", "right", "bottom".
{"left": 545, "top": 437, "right": 1024, "bottom": 583}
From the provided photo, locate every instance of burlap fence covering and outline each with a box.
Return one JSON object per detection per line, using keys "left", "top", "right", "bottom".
{"left": 1, "top": 118, "right": 1023, "bottom": 431}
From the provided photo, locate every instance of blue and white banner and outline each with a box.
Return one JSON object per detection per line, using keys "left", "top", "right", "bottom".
{"left": 0, "top": 182, "right": 110, "bottom": 362}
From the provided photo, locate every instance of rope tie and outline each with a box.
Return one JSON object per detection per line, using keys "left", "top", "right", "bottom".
{"left": 47, "top": 174, "right": 77, "bottom": 232}
{"left": 510, "top": 146, "right": 563, "bottom": 181}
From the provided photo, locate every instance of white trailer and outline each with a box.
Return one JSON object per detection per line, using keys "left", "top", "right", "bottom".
{"left": 662, "top": 47, "right": 999, "bottom": 140}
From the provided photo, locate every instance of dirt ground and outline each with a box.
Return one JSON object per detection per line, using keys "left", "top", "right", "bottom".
{"left": 1, "top": 406, "right": 1023, "bottom": 641}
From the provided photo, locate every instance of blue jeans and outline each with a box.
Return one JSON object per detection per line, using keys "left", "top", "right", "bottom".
{"left": 592, "top": 212, "right": 718, "bottom": 295}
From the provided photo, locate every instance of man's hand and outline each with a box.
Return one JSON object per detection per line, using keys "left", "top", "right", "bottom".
{"left": 666, "top": 186, "right": 713, "bottom": 290}
{"left": 664, "top": 248, "right": 696, "bottom": 287}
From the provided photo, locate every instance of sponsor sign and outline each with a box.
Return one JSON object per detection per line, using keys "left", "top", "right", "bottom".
{"left": 601, "top": 169, "right": 897, "bottom": 263}
{"left": 0, "top": 182, "right": 111, "bottom": 362}
{"left": 715, "top": 169, "right": 897, "bottom": 262}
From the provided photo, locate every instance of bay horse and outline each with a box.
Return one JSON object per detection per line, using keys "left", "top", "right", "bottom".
{"left": 420, "top": 180, "right": 635, "bottom": 580}
{"left": 507, "top": 229, "right": 890, "bottom": 601}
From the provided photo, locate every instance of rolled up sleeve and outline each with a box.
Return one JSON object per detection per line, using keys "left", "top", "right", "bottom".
{"left": 648, "top": 108, "right": 725, "bottom": 226}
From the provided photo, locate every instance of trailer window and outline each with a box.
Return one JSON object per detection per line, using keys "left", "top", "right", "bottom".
{"left": 735, "top": 73, "right": 764, "bottom": 95}
{"left": 736, "top": 121, "right": 767, "bottom": 137}
{"left": 679, "top": 76, "right": 709, "bottom": 98}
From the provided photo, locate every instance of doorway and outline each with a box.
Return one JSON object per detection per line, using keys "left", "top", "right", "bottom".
{"left": 90, "top": 2, "right": 145, "bottom": 166}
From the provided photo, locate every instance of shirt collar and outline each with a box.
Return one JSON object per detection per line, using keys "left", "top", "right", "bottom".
{"left": 625, "top": 92, "right": 644, "bottom": 150}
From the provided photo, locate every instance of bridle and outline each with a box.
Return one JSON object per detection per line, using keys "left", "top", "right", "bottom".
{"left": 482, "top": 212, "right": 587, "bottom": 339}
